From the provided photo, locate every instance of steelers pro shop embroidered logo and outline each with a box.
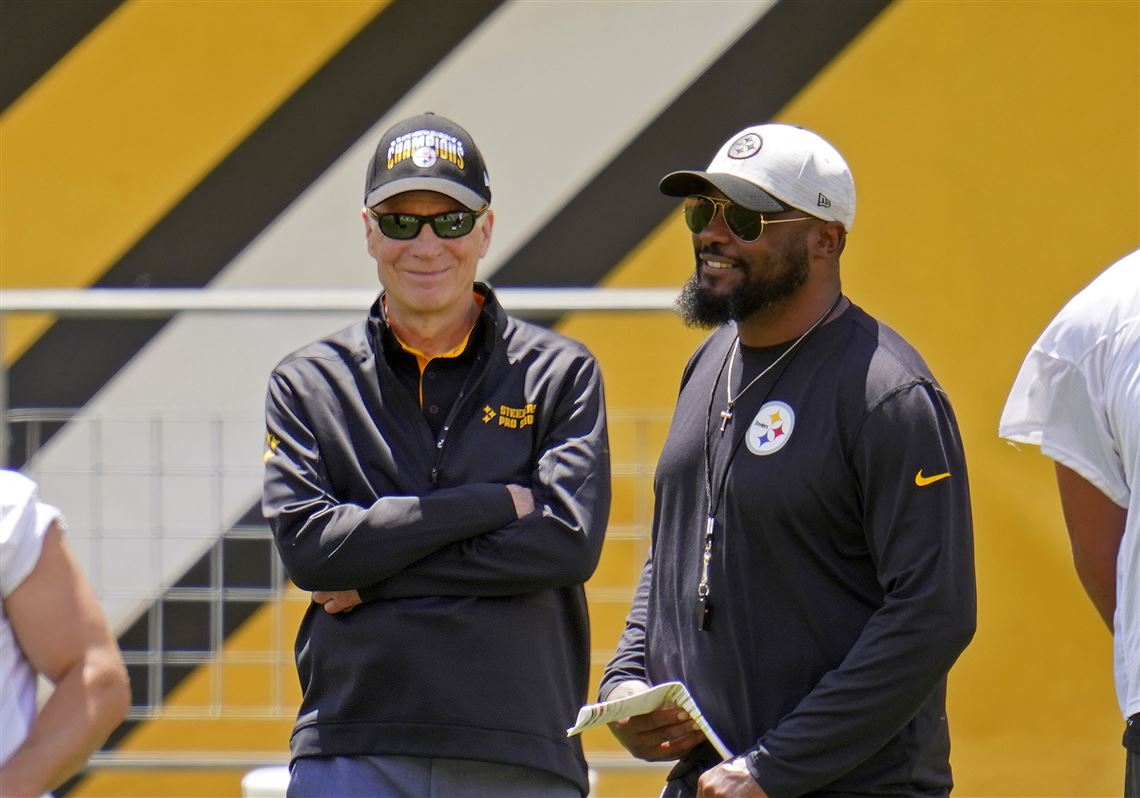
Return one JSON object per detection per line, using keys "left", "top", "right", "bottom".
{"left": 482, "top": 402, "right": 537, "bottom": 430}
{"left": 746, "top": 401, "right": 795, "bottom": 456}
{"left": 727, "top": 133, "right": 762, "bottom": 159}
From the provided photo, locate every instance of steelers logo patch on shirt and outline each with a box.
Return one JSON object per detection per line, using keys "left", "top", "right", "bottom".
{"left": 746, "top": 401, "right": 794, "bottom": 456}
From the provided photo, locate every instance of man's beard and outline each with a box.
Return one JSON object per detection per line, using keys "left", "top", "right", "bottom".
{"left": 675, "top": 233, "right": 810, "bottom": 328}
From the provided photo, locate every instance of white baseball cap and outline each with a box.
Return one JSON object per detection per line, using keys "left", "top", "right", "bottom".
{"left": 660, "top": 123, "right": 856, "bottom": 231}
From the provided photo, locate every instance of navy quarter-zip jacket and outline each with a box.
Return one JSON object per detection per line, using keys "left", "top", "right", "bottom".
{"left": 262, "top": 284, "right": 610, "bottom": 794}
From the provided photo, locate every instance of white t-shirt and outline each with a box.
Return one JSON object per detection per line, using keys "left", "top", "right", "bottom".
{"left": 0, "top": 470, "right": 62, "bottom": 766}
{"left": 999, "top": 249, "right": 1140, "bottom": 718}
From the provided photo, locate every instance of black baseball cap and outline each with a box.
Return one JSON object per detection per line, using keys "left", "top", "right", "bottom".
{"left": 364, "top": 112, "right": 491, "bottom": 211}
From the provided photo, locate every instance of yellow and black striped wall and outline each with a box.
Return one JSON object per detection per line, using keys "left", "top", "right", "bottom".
{"left": 2, "top": 1, "right": 1138, "bottom": 796}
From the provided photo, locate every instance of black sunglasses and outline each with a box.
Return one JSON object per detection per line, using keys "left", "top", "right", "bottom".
{"left": 366, "top": 206, "right": 487, "bottom": 240}
{"left": 683, "top": 195, "right": 812, "bottom": 242}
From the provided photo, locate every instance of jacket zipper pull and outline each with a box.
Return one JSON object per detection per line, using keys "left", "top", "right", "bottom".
{"left": 430, "top": 425, "right": 449, "bottom": 487}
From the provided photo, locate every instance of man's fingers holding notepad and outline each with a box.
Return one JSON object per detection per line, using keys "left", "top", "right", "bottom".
{"left": 657, "top": 719, "right": 707, "bottom": 760}
{"left": 609, "top": 704, "right": 705, "bottom": 762}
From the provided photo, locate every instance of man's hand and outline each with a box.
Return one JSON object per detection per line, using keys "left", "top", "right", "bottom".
{"left": 606, "top": 680, "right": 706, "bottom": 762}
{"left": 505, "top": 484, "right": 537, "bottom": 518}
{"left": 697, "top": 757, "right": 768, "bottom": 797}
{"left": 312, "top": 589, "right": 361, "bottom": 614}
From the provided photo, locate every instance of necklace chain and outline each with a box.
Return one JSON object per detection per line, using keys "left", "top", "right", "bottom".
{"left": 696, "top": 292, "right": 845, "bottom": 631}
{"left": 718, "top": 294, "right": 844, "bottom": 434}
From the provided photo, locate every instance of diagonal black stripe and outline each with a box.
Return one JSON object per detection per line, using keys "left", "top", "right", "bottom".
{"left": 0, "top": 0, "right": 123, "bottom": 113}
{"left": 52, "top": 2, "right": 891, "bottom": 787}
{"left": 57, "top": 519, "right": 276, "bottom": 796}
{"left": 490, "top": 0, "right": 893, "bottom": 289}
{"left": 7, "top": 0, "right": 506, "bottom": 467}
{"left": 36, "top": 0, "right": 502, "bottom": 786}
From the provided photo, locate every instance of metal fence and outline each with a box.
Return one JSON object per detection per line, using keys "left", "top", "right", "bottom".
{"left": 1, "top": 288, "right": 677, "bottom": 781}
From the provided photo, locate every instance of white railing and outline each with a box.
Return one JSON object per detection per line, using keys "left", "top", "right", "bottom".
{"left": 0, "top": 286, "right": 677, "bottom": 316}
{"left": 0, "top": 286, "right": 679, "bottom": 467}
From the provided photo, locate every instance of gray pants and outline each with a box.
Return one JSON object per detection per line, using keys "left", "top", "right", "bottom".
{"left": 287, "top": 754, "right": 583, "bottom": 798}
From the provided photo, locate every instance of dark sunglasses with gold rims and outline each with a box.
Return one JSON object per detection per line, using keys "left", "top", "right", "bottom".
{"left": 683, "top": 195, "right": 814, "bottom": 242}
{"left": 366, "top": 205, "right": 488, "bottom": 240}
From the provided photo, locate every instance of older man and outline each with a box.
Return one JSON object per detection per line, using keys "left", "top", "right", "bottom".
{"left": 263, "top": 113, "right": 610, "bottom": 798}
{"left": 601, "top": 123, "right": 976, "bottom": 797}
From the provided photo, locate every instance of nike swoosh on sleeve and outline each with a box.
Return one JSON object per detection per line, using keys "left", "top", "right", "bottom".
{"left": 914, "top": 469, "right": 951, "bottom": 487}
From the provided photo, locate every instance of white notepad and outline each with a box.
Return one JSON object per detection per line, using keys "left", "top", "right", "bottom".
{"left": 566, "top": 681, "right": 733, "bottom": 760}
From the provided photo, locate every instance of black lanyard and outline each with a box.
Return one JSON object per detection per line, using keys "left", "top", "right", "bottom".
{"left": 694, "top": 294, "right": 842, "bottom": 631}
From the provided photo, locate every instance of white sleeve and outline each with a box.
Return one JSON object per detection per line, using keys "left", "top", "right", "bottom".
{"left": 999, "top": 344, "right": 1128, "bottom": 509}
{"left": 0, "top": 471, "right": 62, "bottom": 599}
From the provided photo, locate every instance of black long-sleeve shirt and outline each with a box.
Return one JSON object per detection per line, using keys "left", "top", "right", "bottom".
{"left": 601, "top": 303, "right": 975, "bottom": 797}
{"left": 263, "top": 285, "right": 610, "bottom": 795}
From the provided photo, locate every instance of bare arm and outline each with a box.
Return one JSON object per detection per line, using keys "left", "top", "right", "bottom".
{"left": 0, "top": 523, "right": 130, "bottom": 796}
{"left": 1054, "top": 462, "right": 1128, "bottom": 631}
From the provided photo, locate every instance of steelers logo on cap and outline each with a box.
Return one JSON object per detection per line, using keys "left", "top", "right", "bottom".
{"left": 728, "top": 133, "right": 762, "bottom": 159}
{"left": 412, "top": 146, "right": 438, "bottom": 168}
{"left": 746, "top": 401, "right": 794, "bottom": 455}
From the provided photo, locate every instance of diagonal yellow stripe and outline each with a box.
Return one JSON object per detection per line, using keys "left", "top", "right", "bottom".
{"left": 562, "top": 3, "right": 1137, "bottom": 796}
{"left": 72, "top": 588, "right": 308, "bottom": 797}
{"left": 0, "top": 0, "right": 387, "bottom": 364}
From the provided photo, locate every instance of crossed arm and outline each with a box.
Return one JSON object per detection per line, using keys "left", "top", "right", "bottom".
{"left": 0, "top": 523, "right": 130, "bottom": 797}
{"left": 313, "top": 484, "right": 536, "bottom": 613}
{"left": 265, "top": 356, "right": 610, "bottom": 610}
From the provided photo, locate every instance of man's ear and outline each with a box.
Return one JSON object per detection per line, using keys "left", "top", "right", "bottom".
{"left": 813, "top": 221, "right": 846, "bottom": 258}
{"left": 477, "top": 209, "right": 495, "bottom": 257}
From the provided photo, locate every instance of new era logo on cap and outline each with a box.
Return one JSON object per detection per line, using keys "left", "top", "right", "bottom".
{"left": 659, "top": 123, "right": 856, "bottom": 231}
{"left": 365, "top": 112, "right": 491, "bottom": 212}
